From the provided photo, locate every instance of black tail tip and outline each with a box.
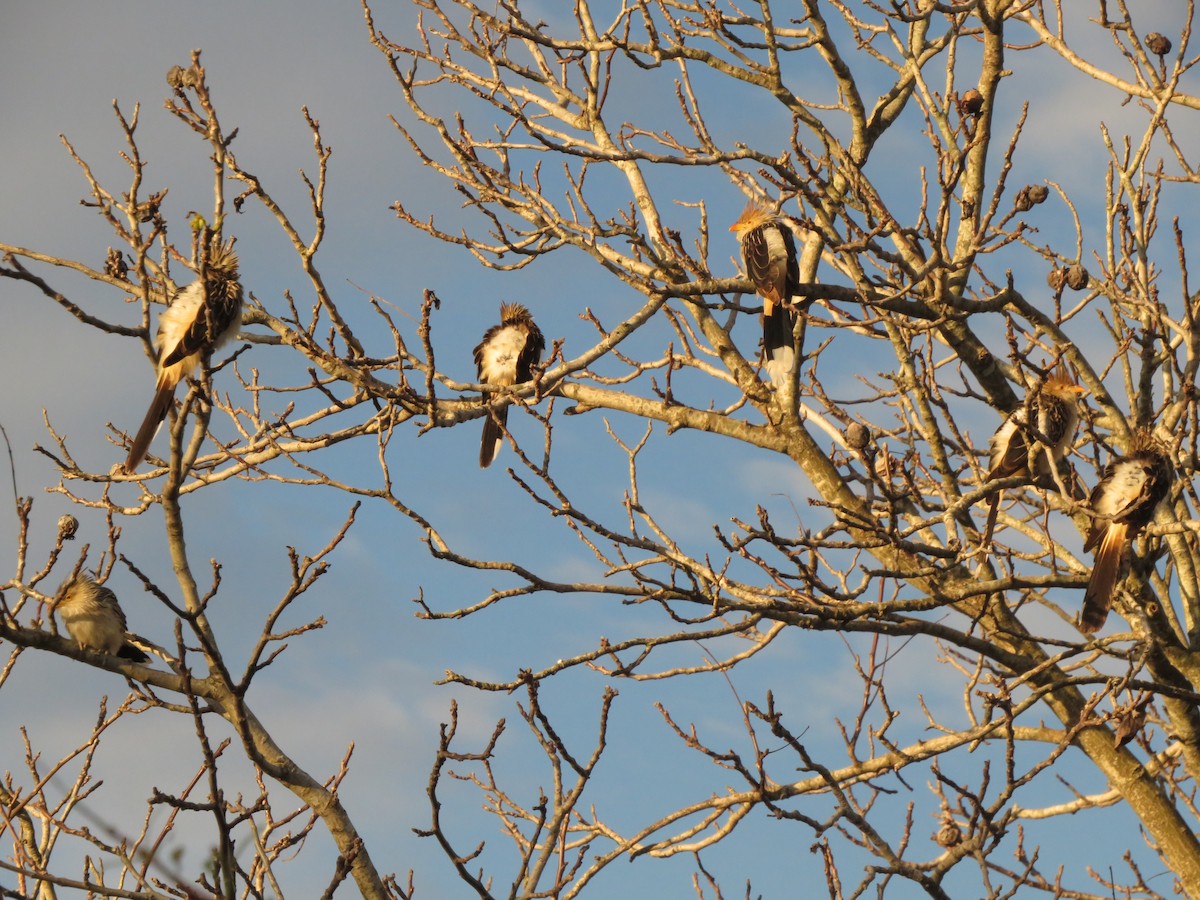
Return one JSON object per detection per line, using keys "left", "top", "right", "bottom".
{"left": 118, "top": 644, "right": 151, "bottom": 664}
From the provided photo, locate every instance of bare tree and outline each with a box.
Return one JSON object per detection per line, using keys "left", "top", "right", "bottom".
{"left": 4, "top": 0, "right": 1200, "bottom": 896}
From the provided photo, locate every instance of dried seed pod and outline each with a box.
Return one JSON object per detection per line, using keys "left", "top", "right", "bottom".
{"left": 1065, "top": 264, "right": 1090, "bottom": 291}
{"left": 1047, "top": 268, "right": 1067, "bottom": 291}
{"left": 1014, "top": 185, "right": 1049, "bottom": 212}
{"left": 166, "top": 65, "right": 201, "bottom": 90}
{"left": 1145, "top": 32, "right": 1172, "bottom": 56}
{"left": 845, "top": 421, "right": 870, "bottom": 451}
{"left": 133, "top": 188, "right": 168, "bottom": 224}
{"left": 1112, "top": 694, "right": 1152, "bottom": 750}
{"left": 56, "top": 514, "right": 79, "bottom": 542}
{"left": 1112, "top": 706, "right": 1147, "bottom": 750}
{"left": 959, "top": 89, "right": 984, "bottom": 116}
{"left": 935, "top": 819, "right": 963, "bottom": 848}
{"left": 104, "top": 248, "right": 128, "bottom": 281}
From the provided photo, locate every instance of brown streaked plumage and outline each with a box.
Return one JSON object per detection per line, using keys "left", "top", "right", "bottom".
{"left": 474, "top": 303, "right": 545, "bottom": 468}
{"left": 123, "top": 237, "right": 243, "bottom": 473}
{"left": 730, "top": 201, "right": 802, "bottom": 382}
{"left": 982, "top": 367, "right": 1084, "bottom": 545}
{"left": 54, "top": 573, "right": 150, "bottom": 663}
{"left": 1079, "top": 431, "right": 1173, "bottom": 633}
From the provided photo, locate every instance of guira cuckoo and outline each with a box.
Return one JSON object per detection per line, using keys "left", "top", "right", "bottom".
{"left": 730, "top": 201, "right": 804, "bottom": 383}
{"left": 474, "top": 302, "right": 545, "bottom": 468}
{"left": 54, "top": 573, "right": 150, "bottom": 663}
{"left": 1080, "top": 431, "right": 1173, "bottom": 633}
{"left": 982, "top": 367, "right": 1084, "bottom": 545}
{"left": 123, "top": 237, "right": 243, "bottom": 472}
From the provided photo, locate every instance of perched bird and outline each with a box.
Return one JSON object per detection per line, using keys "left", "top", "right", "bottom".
{"left": 729, "top": 200, "right": 802, "bottom": 382}
{"left": 54, "top": 573, "right": 150, "bottom": 663}
{"left": 123, "top": 237, "right": 243, "bottom": 472}
{"left": 982, "top": 367, "right": 1085, "bottom": 545}
{"left": 474, "top": 302, "right": 545, "bottom": 468}
{"left": 1080, "top": 431, "right": 1174, "bottom": 633}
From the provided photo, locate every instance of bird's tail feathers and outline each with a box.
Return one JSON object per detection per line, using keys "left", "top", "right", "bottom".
{"left": 762, "top": 348, "right": 796, "bottom": 384}
{"left": 1080, "top": 523, "right": 1127, "bottom": 633}
{"left": 982, "top": 492, "right": 1003, "bottom": 548}
{"left": 118, "top": 642, "right": 152, "bottom": 663}
{"left": 480, "top": 405, "right": 509, "bottom": 468}
{"left": 762, "top": 305, "right": 798, "bottom": 383}
{"left": 123, "top": 381, "right": 177, "bottom": 473}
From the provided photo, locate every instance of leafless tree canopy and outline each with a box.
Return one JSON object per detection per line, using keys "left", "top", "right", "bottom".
{"left": 4, "top": 0, "right": 1200, "bottom": 897}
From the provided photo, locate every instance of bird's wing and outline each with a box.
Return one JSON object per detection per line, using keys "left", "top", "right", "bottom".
{"left": 94, "top": 583, "right": 130, "bottom": 632}
{"left": 474, "top": 323, "right": 504, "bottom": 382}
{"left": 986, "top": 413, "right": 1028, "bottom": 481}
{"left": 514, "top": 323, "right": 545, "bottom": 383}
{"left": 159, "top": 283, "right": 242, "bottom": 369}
{"left": 742, "top": 223, "right": 796, "bottom": 308}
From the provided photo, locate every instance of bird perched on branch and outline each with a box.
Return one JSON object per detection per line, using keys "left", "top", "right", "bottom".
{"left": 474, "top": 302, "right": 545, "bottom": 468}
{"left": 123, "top": 236, "right": 243, "bottom": 472}
{"left": 729, "top": 201, "right": 803, "bottom": 383}
{"left": 1080, "top": 431, "right": 1174, "bottom": 633}
{"left": 54, "top": 573, "right": 150, "bottom": 663}
{"left": 982, "top": 366, "right": 1085, "bottom": 545}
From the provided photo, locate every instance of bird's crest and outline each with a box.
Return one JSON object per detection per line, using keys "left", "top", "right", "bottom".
{"left": 1131, "top": 427, "right": 1169, "bottom": 456}
{"left": 204, "top": 236, "right": 240, "bottom": 280}
{"left": 499, "top": 302, "right": 532, "bottom": 324}
{"left": 1043, "top": 361, "right": 1085, "bottom": 396}
{"left": 729, "top": 200, "right": 776, "bottom": 234}
{"left": 56, "top": 570, "right": 93, "bottom": 601}
{"left": 57, "top": 573, "right": 88, "bottom": 595}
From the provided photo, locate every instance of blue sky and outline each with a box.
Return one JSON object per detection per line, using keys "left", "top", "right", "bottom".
{"left": 1, "top": 2, "right": 1196, "bottom": 897}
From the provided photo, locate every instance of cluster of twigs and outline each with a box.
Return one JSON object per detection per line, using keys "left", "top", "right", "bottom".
{"left": 1, "top": 1, "right": 1200, "bottom": 897}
